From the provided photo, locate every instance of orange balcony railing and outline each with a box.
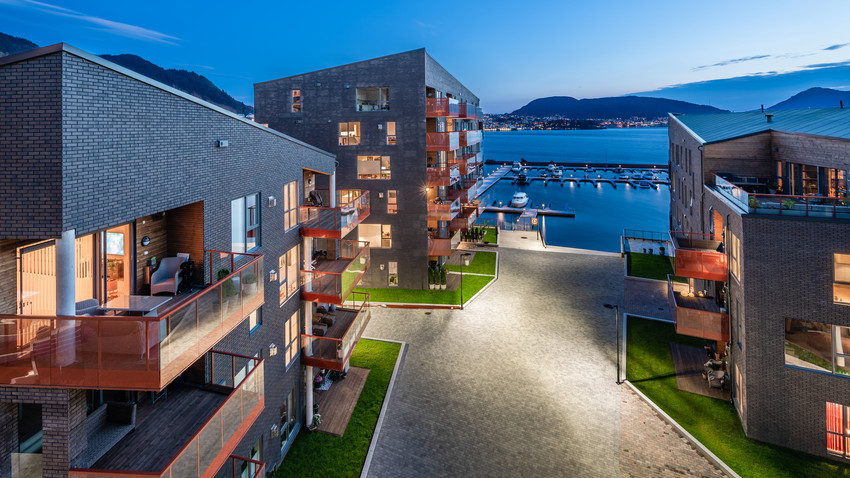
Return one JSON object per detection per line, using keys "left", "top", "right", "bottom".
{"left": 671, "top": 231, "right": 727, "bottom": 282}
{"left": 69, "top": 351, "right": 264, "bottom": 477}
{"left": 428, "top": 197, "right": 461, "bottom": 221}
{"left": 449, "top": 206, "right": 478, "bottom": 231}
{"left": 668, "top": 276, "right": 729, "bottom": 342}
{"left": 459, "top": 103, "right": 477, "bottom": 119}
{"left": 426, "top": 132, "right": 459, "bottom": 151}
{"left": 428, "top": 237, "right": 452, "bottom": 256}
{"left": 455, "top": 151, "right": 480, "bottom": 175}
{"left": 301, "top": 240, "right": 370, "bottom": 305}
{"left": 426, "top": 164, "right": 460, "bottom": 187}
{"left": 301, "top": 190, "right": 370, "bottom": 239}
{"left": 0, "top": 252, "right": 263, "bottom": 391}
{"left": 426, "top": 97, "right": 460, "bottom": 117}
{"left": 302, "top": 292, "right": 371, "bottom": 372}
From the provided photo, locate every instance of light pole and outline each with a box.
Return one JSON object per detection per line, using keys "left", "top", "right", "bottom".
{"left": 603, "top": 304, "right": 622, "bottom": 384}
{"left": 460, "top": 253, "right": 471, "bottom": 310}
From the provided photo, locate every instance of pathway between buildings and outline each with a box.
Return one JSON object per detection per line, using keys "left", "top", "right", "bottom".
{"left": 362, "top": 246, "right": 727, "bottom": 477}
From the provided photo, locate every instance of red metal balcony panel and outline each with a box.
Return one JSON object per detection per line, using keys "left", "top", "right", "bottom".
{"left": 301, "top": 191, "right": 370, "bottom": 239}
{"left": 426, "top": 165, "right": 460, "bottom": 187}
{"left": 668, "top": 279, "right": 729, "bottom": 342}
{"left": 0, "top": 253, "right": 264, "bottom": 391}
{"left": 302, "top": 293, "right": 371, "bottom": 372}
{"left": 426, "top": 132, "right": 459, "bottom": 151}
{"left": 449, "top": 208, "right": 477, "bottom": 231}
{"left": 426, "top": 98, "right": 460, "bottom": 117}
{"left": 300, "top": 241, "right": 370, "bottom": 305}
{"left": 671, "top": 231, "right": 727, "bottom": 281}
{"left": 428, "top": 238, "right": 452, "bottom": 256}
{"left": 427, "top": 197, "right": 461, "bottom": 221}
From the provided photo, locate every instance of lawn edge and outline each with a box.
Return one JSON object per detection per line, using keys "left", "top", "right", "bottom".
{"left": 359, "top": 338, "right": 408, "bottom": 478}
{"left": 624, "top": 381, "right": 741, "bottom": 478}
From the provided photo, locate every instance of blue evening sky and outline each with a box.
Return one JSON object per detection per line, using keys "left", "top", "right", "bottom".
{"left": 2, "top": 0, "right": 849, "bottom": 112}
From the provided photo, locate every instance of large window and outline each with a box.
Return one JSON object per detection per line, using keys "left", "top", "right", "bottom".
{"left": 388, "top": 261, "right": 398, "bottom": 287}
{"left": 284, "top": 310, "right": 299, "bottom": 368}
{"left": 387, "top": 190, "right": 397, "bottom": 214}
{"left": 283, "top": 181, "right": 298, "bottom": 231}
{"left": 357, "top": 155, "right": 391, "bottom": 179}
{"left": 827, "top": 402, "right": 850, "bottom": 458}
{"left": 232, "top": 193, "right": 260, "bottom": 253}
{"left": 386, "top": 121, "right": 396, "bottom": 145}
{"left": 728, "top": 232, "right": 741, "bottom": 281}
{"left": 835, "top": 254, "right": 850, "bottom": 304}
{"left": 291, "top": 89, "right": 301, "bottom": 112}
{"left": 339, "top": 122, "right": 361, "bottom": 146}
{"left": 278, "top": 245, "right": 299, "bottom": 306}
{"left": 356, "top": 87, "right": 389, "bottom": 111}
{"left": 785, "top": 319, "right": 850, "bottom": 376}
{"left": 280, "top": 389, "right": 298, "bottom": 453}
{"left": 359, "top": 223, "right": 391, "bottom": 248}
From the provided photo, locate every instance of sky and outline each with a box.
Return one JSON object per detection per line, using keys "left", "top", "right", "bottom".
{"left": 2, "top": 0, "right": 850, "bottom": 112}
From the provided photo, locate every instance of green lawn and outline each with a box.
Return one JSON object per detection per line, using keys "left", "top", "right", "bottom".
{"left": 627, "top": 252, "right": 676, "bottom": 281}
{"left": 274, "top": 339, "right": 401, "bottom": 478}
{"left": 627, "top": 317, "right": 850, "bottom": 478}
{"left": 482, "top": 227, "right": 498, "bottom": 244}
{"left": 444, "top": 251, "right": 497, "bottom": 275}
{"left": 354, "top": 274, "right": 494, "bottom": 305}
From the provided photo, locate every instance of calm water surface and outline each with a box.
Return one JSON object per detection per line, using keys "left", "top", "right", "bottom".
{"left": 479, "top": 129, "right": 669, "bottom": 252}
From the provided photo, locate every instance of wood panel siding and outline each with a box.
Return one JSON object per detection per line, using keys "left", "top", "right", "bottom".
{"left": 134, "top": 215, "right": 168, "bottom": 293}
{"left": 704, "top": 133, "right": 773, "bottom": 181}
{"left": 166, "top": 202, "right": 205, "bottom": 285}
{"left": 772, "top": 132, "right": 850, "bottom": 170}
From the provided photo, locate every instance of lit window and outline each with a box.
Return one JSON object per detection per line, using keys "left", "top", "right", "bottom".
{"left": 339, "top": 122, "right": 361, "bottom": 146}
{"left": 728, "top": 232, "right": 741, "bottom": 281}
{"left": 248, "top": 309, "right": 262, "bottom": 335}
{"left": 388, "top": 261, "right": 398, "bottom": 287}
{"left": 359, "top": 223, "right": 391, "bottom": 248}
{"left": 785, "top": 319, "right": 850, "bottom": 376}
{"left": 387, "top": 190, "right": 397, "bottom": 214}
{"left": 283, "top": 181, "right": 298, "bottom": 231}
{"left": 284, "top": 310, "right": 299, "bottom": 368}
{"left": 291, "top": 89, "right": 301, "bottom": 112}
{"left": 827, "top": 402, "right": 849, "bottom": 457}
{"left": 356, "top": 87, "right": 389, "bottom": 111}
{"left": 357, "top": 155, "right": 391, "bottom": 179}
{"left": 232, "top": 193, "right": 260, "bottom": 253}
{"left": 835, "top": 254, "right": 850, "bottom": 304}
{"left": 386, "top": 121, "right": 397, "bottom": 145}
{"left": 278, "top": 245, "right": 299, "bottom": 306}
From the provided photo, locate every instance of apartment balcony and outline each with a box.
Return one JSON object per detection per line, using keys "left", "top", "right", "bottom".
{"left": 301, "top": 240, "right": 369, "bottom": 305}
{"left": 465, "top": 130, "right": 483, "bottom": 147}
{"left": 668, "top": 277, "right": 729, "bottom": 342}
{"left": 302, "top": 292, "right": 371, "bottom": 372}
{"left": 426, "top": 97, "right": 460, "bottom": 117}
{"left": 426, "top": 164, "right": 460, "bottom": 187}
{"left": 301, "top": 190, "right": 370, "bottom": 239}
{"left": 428, "top": 237, "right": 452, "bottom": 256}
{"left": 449, "top": 206, "right": 478, "bottom": 231}
{"left": 428, "top": 197, "right": 461, "bottom": 221}
{"left": 0, "top": 252, "right": 264, "bottom": 390}
{"left": 459, "top": 103, "right": 479, "bottom": 119}
{"left": 426, "top": 132, "right": 460, "bottom": 152}
{"left": 455, "top": 151, "right": 480, "bottom": 175}
{"left": 713, "top": 173, "right": 850, "bottom": 219}
{"left": 476, "top": 107, "right": 483, "bottom": 120}
{"left": 671, "top": 231, "right": 727, "bottom": 282}
{"left": 69, "top": 351, "right": 264, "bottom": 477}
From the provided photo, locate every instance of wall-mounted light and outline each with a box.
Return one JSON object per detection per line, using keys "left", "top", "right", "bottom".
{"left": 269, "top": 343, "right": 278, "bottom": 356}
{"left": 360, "top": 257, "right": 366, "bottom": 265}
{"left": 269, "top": 270, "right": 278, "bottom": 282}
{"left": 378, "top": 192, "right": 384, "bottom": 198}
{"left": 270, "top": 424, "right": 280, "bottom": 438}
{"left": 379, "top": 264, "right": 385, "bottom": 271}
{"left": 345, "top": 84, "right": 350, "bottom": 89}
{"left": 315, "top": 81, "right": 322, "bottom": 87}
{"left": 377, "top": 123, "right": 383, "bottom": 130}
{"left": 268, "top": 196, "right": 277, "bottom": 208}
{"left": 216, "top": 139, "right": 229, "bottom": 148}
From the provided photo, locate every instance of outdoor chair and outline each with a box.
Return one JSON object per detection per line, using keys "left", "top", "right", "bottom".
{"left": 151, "top": 256, "right": 187, "bottom": 295}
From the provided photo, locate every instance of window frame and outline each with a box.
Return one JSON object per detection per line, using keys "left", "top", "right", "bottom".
{"left": 284, "top": 309, "right": 299, "bottom": 369}
{"left": 834, "top": 253, "right": 850, "bottom": 304}
{"left": 387, "top": 190, "right": 397, "bottom": 214}
{"left": 357, "top": 155, "right": 391, "bottom": 180}
{"left": 358, "top": 223, "right": 392, "bottom": 249}
{"left": 386, "top": 121, "right": 397, "bottom": 145}
{"left": 291, "top": 89, "right": 301, "bottom": 112}
{"left": 248, "top": 308, "right": 262, "bottom": 336}
{"left": 827, "top": 402, "right": 849, "bottom": 458}
{"left": 283, "top": 181, "right": 298, "bottom": 231}
{"left": 338, "top": 122, "right": 361, "bottom": 146}
{"left": 232, "top": 193, "right": 261, "bottom": 253}
{"left": 278, "top": 245, "right": 300, "bottom": 306}
{"left": 355, "top": 87, "right": 390, "bottom": 111}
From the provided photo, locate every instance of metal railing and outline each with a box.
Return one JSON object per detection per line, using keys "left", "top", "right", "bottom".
{"left": 426, "top": 164, "right": 460, "bottom": 186}
{"left": 426, "top": 97, "right": 460, "bottom": 117}
{"left": 302, "top": 292, "right": 371, "bottom": 372}
{"left": 623, "top": 229, "right": 669, "bottom": 241}
{"left": 667, "top": 276, "right": 729, "bottom": 342}
{"left": 300, "top": 190, "right": 370, "bottom": 239}
{"left": 301, "top": 241, "right": 370, "bottom": 305}
{"left": 670, "top": 231, "right": 727, "bottom": 282}
{"left": 426, "top": 132, "right": 459, "bottom": 151}
{"left": 427, "top": 197, "right": 462, "bottom": 221}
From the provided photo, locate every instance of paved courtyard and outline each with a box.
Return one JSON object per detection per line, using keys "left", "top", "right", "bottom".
{"left": 362, "top": 246, "right": 727, "bottom": 477}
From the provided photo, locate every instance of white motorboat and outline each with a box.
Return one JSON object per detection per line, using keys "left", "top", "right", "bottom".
{"left": 548, "top": 162, "right": 557, "bottom": 173}
{"left": 510, "top": 191, "right": 530, "bottom": 208}
{"left": 511, "top": 161, "right": 522, "bottom": 172}
{"left": 517, "top": 168, "right": 530, "bottom": 184}
{"left": 642, "top": 172, "right": 658, "bottom": 180}
{"left": 552, "top": 167, "right": 563, "bottom": 179}
{"left": 618, "top": 173, "right": 630, "bottom": 180}
{"left": 638, "top": 181, "right": 652, "bottom": 189}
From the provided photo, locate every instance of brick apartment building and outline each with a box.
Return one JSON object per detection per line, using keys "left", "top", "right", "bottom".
{"left": 254, "top": 49, "right": 484, "bottom": 289}
{"left": 668, "top": 108, "right": 850, "bottom": 460}
{"left": 0, "top": 43, "right": 372, "bottom": 477}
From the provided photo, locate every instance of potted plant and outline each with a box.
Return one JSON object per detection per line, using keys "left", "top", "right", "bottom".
{"left": 440, "top": 268, "right": 447, "bottom": 290}
{"left": 781, "top": 199, "right": 796, "bottom": 210}
{"left": 313, "top": 374, "right": 324, "bottom": 389}
{"left": 243, "top": 272, "right": 258, "bottom": 296}
{"left": 218, "top": 268, "right": 238, "bottom": 312}
{"left": 429, "top": 267, "right": 437, "bottom": 290}
{"left": 768, "top": 182, "right": 779, "bottom": 194}
{"left": 308, "top": 413, "right": 322, "bottom": 431}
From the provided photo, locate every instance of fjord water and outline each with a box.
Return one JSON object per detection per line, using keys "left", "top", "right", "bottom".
{"left": 480, "top": 128, "right": 669, "bottom": 252}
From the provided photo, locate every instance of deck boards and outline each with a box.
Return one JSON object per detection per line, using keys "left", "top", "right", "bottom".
{"left": 669, "top": 343, "right": 730, "bottom": 401}
{"left": 92, "top": 384, "right": 227, "bottom": 472}
{"left": 314, "top": 367, "right": 369, "bottom": 437}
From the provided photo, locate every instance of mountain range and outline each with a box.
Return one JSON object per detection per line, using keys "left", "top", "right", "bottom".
{"left": 0, "top": 32, "right": 252, "bottom": 115}
{"left": 768, "top": 87, "right": 850, "bottom": 110}
{"left": 511, "top": 96, "right": 727, "bottom": 118}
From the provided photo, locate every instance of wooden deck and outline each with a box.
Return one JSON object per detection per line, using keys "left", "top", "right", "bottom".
{"left": 92, "top": 384, "right": 228, "bottom": 472}
{"left": 314, "top": 366, "right": 370, "bottom": 437}
{"left": 670, "top": 343, "right": 730, "bottom": 400}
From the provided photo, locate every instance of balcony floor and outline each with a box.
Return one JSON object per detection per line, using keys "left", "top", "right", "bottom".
{"left": 92, "top": 383, "right": 227, "bottom": 472}
{"left": 671, "top": 283, "right": 721, "bottom": 313}
{"left": 670, "top": 343, "right": 730, "bottom": 401}
{"left": 313, "top": 258, "right": 350, "bottom": 274}
{"left": 313, "top": 366, "right": 369, "bottom": 437}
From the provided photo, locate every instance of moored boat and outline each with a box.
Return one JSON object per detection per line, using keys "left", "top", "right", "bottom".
{"left": 510, "top": 191, "right": 530, "bottom": 208}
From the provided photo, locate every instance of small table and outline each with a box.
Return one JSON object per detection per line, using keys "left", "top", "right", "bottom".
{"left": 102, "top": 295, "right": 172, "bottom": 316}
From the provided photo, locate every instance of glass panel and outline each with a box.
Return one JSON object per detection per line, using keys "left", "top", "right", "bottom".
{"left": 198, "top": 413, "right": 222, "bottom": 473}
{"left": 221, "top": 277, "right": 241, "bottom": 320}
{"left": 169, "top": 436, "right": 199, "bottom": 478}
{"left": 197, "top": 285, "right": 222, "bottom": 347}
{"left": 785, "top": 319, "right": 832, "bottom": 372}
{"left": 232, "top": 197, "right": 246, "bottom": 253}
{"left": 242, "top": 264, "right": 259, "bottom": 305}
{"left": 221, "top": 388, "right": 242, "bottom": 443}
{"left": 836, "top": 326, "right": 850, "bottom": 376}
{"left": 164, "top": 302, "right": 198, "bottom": 370}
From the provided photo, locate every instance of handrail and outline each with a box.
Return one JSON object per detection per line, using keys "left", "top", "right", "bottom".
{"left": 714, "top": 173, "right": 850, "bottom": 218}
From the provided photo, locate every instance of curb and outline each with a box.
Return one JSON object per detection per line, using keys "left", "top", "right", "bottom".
{"left": 360, "top": 338, "right": 408, "bottom": 478}
{"left": 624, "top": 381, "right": 741, "bottom": 478}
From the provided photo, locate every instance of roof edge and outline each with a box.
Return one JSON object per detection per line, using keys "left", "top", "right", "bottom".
{"left": 0, "top": 43, "right": 335, "bottom": 159}
{"left": 255, "top": 48, "right": 426, "bottom": 86}
{"left": 669, "top": 113, "right": 707, "bottom": 144}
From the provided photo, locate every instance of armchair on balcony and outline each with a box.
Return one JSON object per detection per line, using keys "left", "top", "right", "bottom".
{"left": 151, "top": 256, "right": 188, "bottom": 295}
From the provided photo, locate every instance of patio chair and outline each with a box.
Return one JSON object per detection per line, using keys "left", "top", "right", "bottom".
{"left": 151, "top": 256, "right": 187, "bottom": 295}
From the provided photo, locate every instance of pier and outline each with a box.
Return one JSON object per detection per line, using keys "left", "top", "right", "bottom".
{"left": 485, "top": 159, "right": 669, "bottom": 171}
{"left": 484, "top": 203, "right": 575, "bottom": 218}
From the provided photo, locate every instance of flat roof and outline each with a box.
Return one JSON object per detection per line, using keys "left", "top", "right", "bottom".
{"left": 0, "top": 43, "right": 334, "bottom": 159}
{"left": 671, "top": 108, "right": 850, "bottom": 144}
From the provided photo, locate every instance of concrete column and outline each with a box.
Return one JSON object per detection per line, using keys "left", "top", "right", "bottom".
{"left": 329, "top": 172, "right": 337, "bottom": 208}
{"left": 55, "top": 229, "right": 76, "bottom": 367}
{"left": 305, "top": 365, "right": 314, "bottom": 427}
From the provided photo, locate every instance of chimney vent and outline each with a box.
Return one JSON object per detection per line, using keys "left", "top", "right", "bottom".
{"left": 765, "top": 114, "right": 774, "bottom": 123}
{"left": 841, "top": 100, "right": 844, "bottom": 109}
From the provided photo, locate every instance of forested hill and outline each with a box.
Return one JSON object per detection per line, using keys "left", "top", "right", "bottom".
{"left": 0, "top": 32, "right": 38, "bottom": 57}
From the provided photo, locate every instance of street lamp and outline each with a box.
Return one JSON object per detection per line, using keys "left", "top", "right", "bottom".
{"left": 603, "top": 304, "right": 622, "bottom": 384}
{"left": 460, "top": 253, "right": 471, "bottom": 310}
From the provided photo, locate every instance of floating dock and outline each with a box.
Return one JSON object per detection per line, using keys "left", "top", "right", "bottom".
{"left": 485, "top": 204, "right": 575, "bottom": 218}
{"left": 485, "top": 159, "right": 669, "bottom": 171}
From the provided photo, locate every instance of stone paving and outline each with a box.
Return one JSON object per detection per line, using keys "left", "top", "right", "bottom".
{"left": 363, "top": 246, "right": 728, "bottom": 477}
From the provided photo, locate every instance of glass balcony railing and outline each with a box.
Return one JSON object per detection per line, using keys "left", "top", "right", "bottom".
{"left": 668, "top": 276, "right": 729, "bottom": 342}
{"left": 426, "top": 164, "right": 460, "bottom": 187}
{"left": 476, "top": 107, "right": 483, "bottom": 119}
{"left": 426, "top": 132, "right": 460, "bottom": 151}
{"left": 0, "top": 252, "right": 263, "bottom": 391}
{"left": 426, "top": 98, "right": 460, "bottom": 117}
{"left": 300, "top": 190, "right": 370, "bottom": 239}
{"left": 449, "top": 206, "right": 478, "bottom": 231}
{"left": 671, "top": 231, "right": 727, "bottom": 282}
{"left": 713, "top": 174, "right": 850, "bottom": 219}
{"left": 302, "top": 292, "right": 371, "bottom": 372}
{"left": 301, "top": 241, "right": 370, "bottom": 305}
{"left": 428, "top": 197, "right": 461, "bottom": 221}
{"left": 466, "top": 130, "right": 483, "bottom": 147}
{"left": 69, "top": 351, "right": 264, "bottom": 478}
{"left": 459, "top": 103, "right": 478, "bottom": 119}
